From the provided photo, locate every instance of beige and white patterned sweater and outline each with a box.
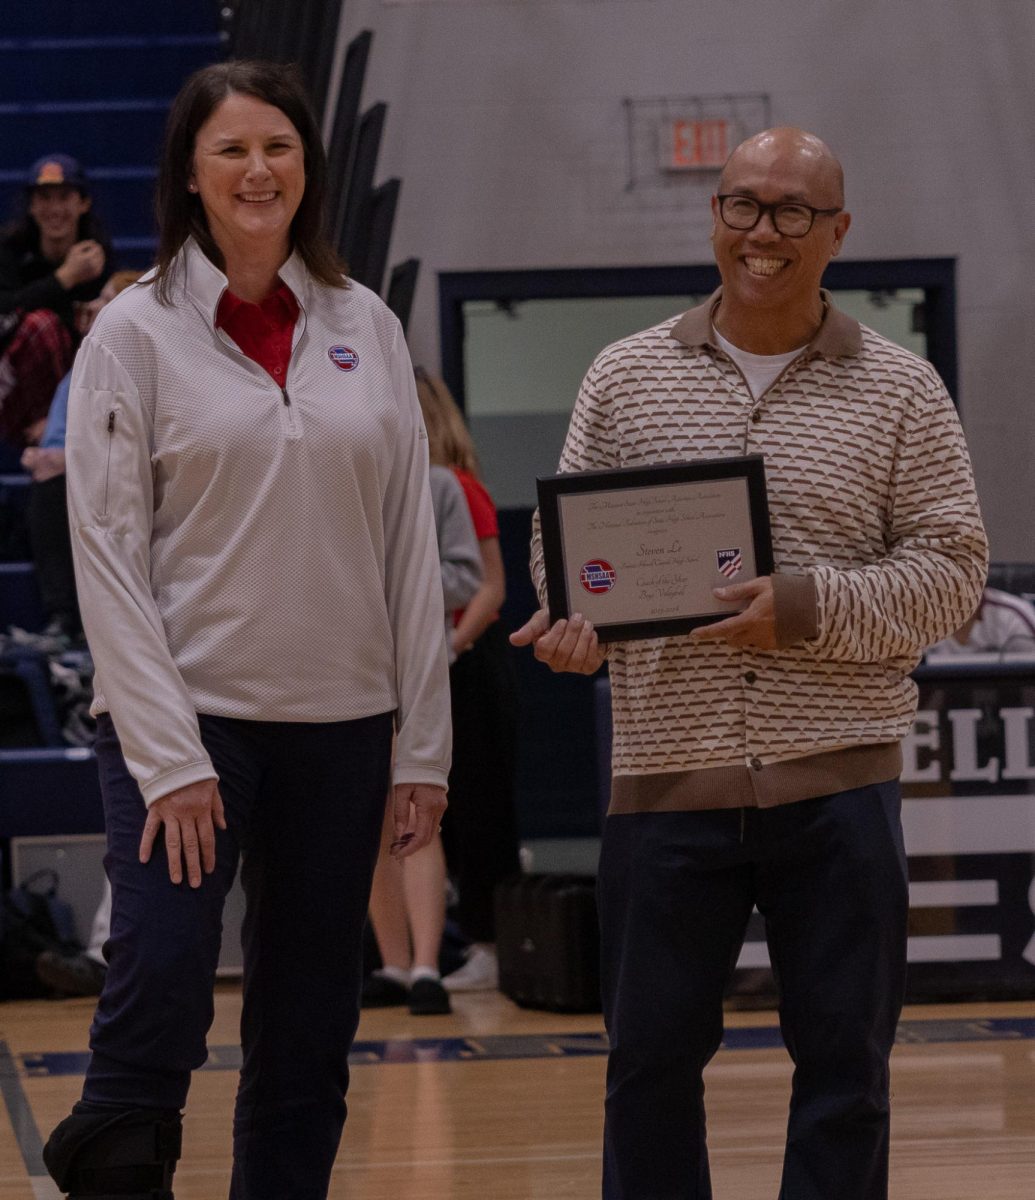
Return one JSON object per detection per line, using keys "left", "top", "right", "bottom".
{"left": 531, "top": 292, "right": 988, "bottom": 813}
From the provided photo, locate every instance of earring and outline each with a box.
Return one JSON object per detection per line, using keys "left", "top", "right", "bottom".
{"left": 188, "top": 183, "right": 198, "bottom": 193}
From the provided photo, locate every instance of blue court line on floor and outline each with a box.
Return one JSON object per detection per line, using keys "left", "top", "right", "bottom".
{"left": 15, "top": 1017, "right": 1035, "bottom": 1079}
{"left": 0, "top": 1040, "right": 46, "bottom": 1175}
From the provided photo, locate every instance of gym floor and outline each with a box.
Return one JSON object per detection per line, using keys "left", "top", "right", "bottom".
{"left": 2, "top": 986, "right": 1034, "bottom": 1199}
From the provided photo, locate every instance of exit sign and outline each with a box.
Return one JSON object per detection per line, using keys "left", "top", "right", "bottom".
{"left": 661, "top": 118, "right": 729, "bottom": 171}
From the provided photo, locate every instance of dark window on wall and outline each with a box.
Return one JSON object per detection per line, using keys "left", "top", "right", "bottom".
{"left": 441, "top": 260, "right": 957, "bottom": 511}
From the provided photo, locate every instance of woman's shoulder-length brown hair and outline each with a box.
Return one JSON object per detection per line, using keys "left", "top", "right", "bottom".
{"left": 414, "top": 368, "right": 482, "bottom": 480}
{"left": 151, "top": 59, "right": 346, "bottom": 303}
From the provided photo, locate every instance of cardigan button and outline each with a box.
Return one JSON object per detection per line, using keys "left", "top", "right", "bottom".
{"left": 744, "top": 671, "right": 757, "bottom": 684}
{"left": 750, "top": 756, "right": 763, "bottom": 771}
{"left": 750, "top": 410, "right": 762, "bottom": 423}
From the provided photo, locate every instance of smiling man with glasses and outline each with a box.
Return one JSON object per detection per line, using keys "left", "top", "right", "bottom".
{"left": 513, "top": 126, "right": 988, "bottom": 1199}
{"left": 707, "top": 130, "right": 850, "bottom": 357}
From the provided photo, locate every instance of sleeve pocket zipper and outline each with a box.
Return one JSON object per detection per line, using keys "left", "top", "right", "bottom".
{"left": 102, "top": 409, "right": 116, "bottom": 518}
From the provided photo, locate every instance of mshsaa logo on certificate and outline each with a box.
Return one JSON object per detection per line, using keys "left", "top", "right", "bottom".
{"left": 580, "top": 559, "right": 617, "bottom": 594}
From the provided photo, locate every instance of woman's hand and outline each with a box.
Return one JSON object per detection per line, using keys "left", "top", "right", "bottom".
{"left": 389, "top": 783, "right": 447, "bottom": 860}
{"left": 139, "top": 778, "right": 226, "bottom": 887}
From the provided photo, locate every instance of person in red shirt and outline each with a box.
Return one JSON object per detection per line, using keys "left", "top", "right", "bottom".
{"left": 362, "top": 369, "right": 519, "bottom": 1005}
{"left": 417, "top": 369, "right": 521, "bottom": 992}
{"left": 0, "top": 153, "right": 112, "bottom": 448}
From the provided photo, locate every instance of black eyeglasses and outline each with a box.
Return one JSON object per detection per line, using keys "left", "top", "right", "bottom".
{"left": 717, "top": 194, "right": 842, "bottom": 238}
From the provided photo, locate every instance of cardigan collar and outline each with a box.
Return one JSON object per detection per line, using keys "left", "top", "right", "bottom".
{"left": 670, "top": 287, "right": 863, "bottom": 358}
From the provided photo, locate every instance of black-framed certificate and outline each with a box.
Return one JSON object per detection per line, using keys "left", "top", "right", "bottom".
{"left": 537, "top": 454, "right": 773, "bottom": 642}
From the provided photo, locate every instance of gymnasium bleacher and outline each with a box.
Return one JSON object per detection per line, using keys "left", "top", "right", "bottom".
{"left": 0, "top": 0, "right": 222, "bottom": 269}
{"left": 0, "top": 2, "right": 223, "bottom": 874}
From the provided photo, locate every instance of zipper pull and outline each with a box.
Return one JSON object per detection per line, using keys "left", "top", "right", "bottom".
{"left": 107, "top": 410, "right": 116, "bottom": 433}
{"left": 281, "top": 387, "right": 291, "bottom": 407}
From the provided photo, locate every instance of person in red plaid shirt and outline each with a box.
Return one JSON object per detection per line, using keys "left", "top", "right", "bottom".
{"left": 0, "top": 153, "right": 112, "bottom": 447}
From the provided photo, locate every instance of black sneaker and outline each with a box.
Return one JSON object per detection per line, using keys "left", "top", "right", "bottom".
{"left": 35, "top": 951, "right": 107, "bottom": 997}
{"left": 408, "top": 976, "right": 451, "bottom": 1016}
{"left": 361, "top": 971, "right": 409, "bottom": 1008}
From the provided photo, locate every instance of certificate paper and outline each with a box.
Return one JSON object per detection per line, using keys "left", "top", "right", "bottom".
{"left": 537, "top": 455, "right": 773, "bottom": 642}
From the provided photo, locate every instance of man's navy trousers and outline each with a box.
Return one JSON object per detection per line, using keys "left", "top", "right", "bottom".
{"left": 598, "top": 779, "right": 909, "bottom": 1200}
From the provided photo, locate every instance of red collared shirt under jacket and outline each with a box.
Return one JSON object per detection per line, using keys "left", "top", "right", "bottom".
{"left": 215, "top": 282, "right": 299, "bottom": 386}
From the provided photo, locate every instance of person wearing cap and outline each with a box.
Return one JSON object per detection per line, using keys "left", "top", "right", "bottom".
{"left": 0, "top": 153, "right": 112, "bottom": 447}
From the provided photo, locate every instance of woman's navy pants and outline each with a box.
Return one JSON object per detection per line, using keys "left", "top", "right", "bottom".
{"left": 82, "top": 709, "right": 394, "bottom": 1199}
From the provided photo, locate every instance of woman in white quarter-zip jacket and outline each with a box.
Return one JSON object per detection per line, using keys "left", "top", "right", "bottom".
{"left": 43, "top": 61, "right": 450, "bottom": 1200}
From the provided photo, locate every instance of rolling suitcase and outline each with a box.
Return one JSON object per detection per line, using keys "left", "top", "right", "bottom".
{"left": 494, "top": 873, "right": 601, "bottom": 1012}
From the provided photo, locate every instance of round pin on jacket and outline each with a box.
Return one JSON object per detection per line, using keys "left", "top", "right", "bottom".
{"left": 328, "top": 345, "right": 360, "bottom": 371}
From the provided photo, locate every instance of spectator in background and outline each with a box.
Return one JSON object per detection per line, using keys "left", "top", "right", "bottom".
{"left": 363, "top": 461, "right": 482, "bottom": 1016}
{"left": 927, "top": 587, "right": 1035, "bottom": 656}
{"left": 0, "top": 154, "right": 112, "bottom": 448}
{"left": 17, "top": 270, "right": 142, "bottom": 649}
{"left": 417, "top": 370, "right": 522, "bottom": 993}
{"left": 364, "top": 370, "right": 521, "bottom": 1007}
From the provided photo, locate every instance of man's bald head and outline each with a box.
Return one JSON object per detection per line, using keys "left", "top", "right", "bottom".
{"left": 709, "top": 126, "right": 852, "bottom": 351}
{"left": 719, "top": 127, "right": 844, "bottom": 208}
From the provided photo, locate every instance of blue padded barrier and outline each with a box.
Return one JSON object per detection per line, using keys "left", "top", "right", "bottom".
{"left": 0, "top": 475, "right": 31, "bottom": 564}
{"left": 0, "top": 474, "right": 30, "bottom": 513}
{"left": 0, "top": 649, "right": 64, "bottom": 747}
{"left": 0, "top": 747, "right": 103, "bottom": 837}
{"left": 0, "top": 563, "right": 45, "bottom": 633}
